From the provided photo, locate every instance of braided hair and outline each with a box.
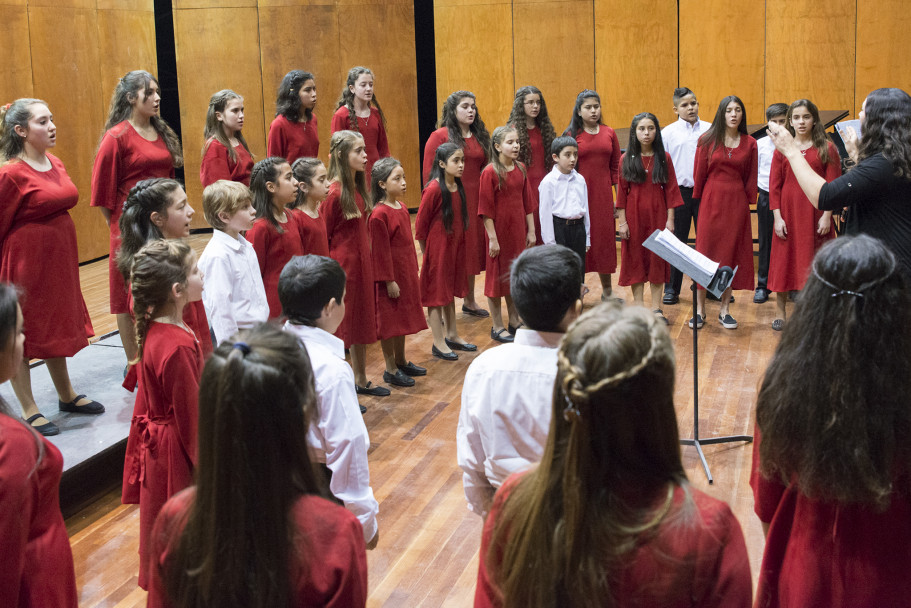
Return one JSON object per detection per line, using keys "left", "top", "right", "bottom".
{"left": 250, "top": 157, "right": 288, "bottom": 233}
{"left": 117, "top": 178, "right": 183, "bottom": 280}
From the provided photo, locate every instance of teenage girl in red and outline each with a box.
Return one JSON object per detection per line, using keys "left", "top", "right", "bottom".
{"left": 268, "top": 70, "right": 319, "bottom": 162}
{"left": 566, "top": 89, "right": 621, "bottom": 300}
{"left": 422, "top": 91, "right": 491, "bottom": 317}
{"left": 92, "top": 70, "right": 183, "bottom": 364}
{"left": 246, "top": 157, "right": 303, "bottom": 320}
{"left": 479, "top": 126, "right": 535, "bottom": 343}
{"left": 290, "top": 157, "right": 330, "bottom": 256}
{"left": 122, "top": 239, "right": 204, "bottom": 591}
{"left": 508, "top": 85, "right": 556, "bottom": 245}
{"left": 416, "top": 142, "right": 473, "bottom": 360}
{"left": 331, "top": 67, "right": 389, "bottom": 177}
{"left": 200, "top": 89, "right": 254, "bottom": 187}
{"left": 368, "top": 158, "right": 428, "bottom": 387}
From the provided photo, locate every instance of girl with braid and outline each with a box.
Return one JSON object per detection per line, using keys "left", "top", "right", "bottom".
{"left": 330, "top": 67, "right": 389, "bottom": 177}
{"left": 122, "top": 239, "right": 204, "bottom": 591}
{"left": 268, "top": 70, "right": 320, "bottom": 162}
{"left": 476, "top": 303, "right": 752, "bottom": 608}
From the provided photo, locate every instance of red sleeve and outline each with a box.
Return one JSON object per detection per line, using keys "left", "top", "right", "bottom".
{"left": 474, "top": 475, "right": 523, "bottom": 608}
{"left": 694, "top": 499, "right": 753, "bottom": 608}
{"left": 521, "top": 166, "right": 535, "bottom": 215}
{"left": 616, "top": 154, "right": 629, "bottom": 210}
{"left": 162, "top": 342, "right": 202, "bottom": 467}
{"left": 200, "top": 139, "right": 232, "bottom": 188}
{"left": 0, "top": 424, "right": 36, "bottom": 608}
{"left": 368, "top": 210, "right": 395, "bottom": 282}
{"left": 769, "top": 151, "right": 785, "bottom": 211}
{"left": 478, "top": 167, "right": 497, "bottom": 220}
{"left": 422, "top": 129, "right": 446, "bottom": 184}
{"left": 0, "top": 169, "right": 23, "bottom": 242}
{"left": 322, "top": 186, "right": 343, "bottom": 246}
{"left": 267, "top": 116, "right": 284, "bottom": 158}
{"left": 692, "top": 144, "right": 708, "bottom": 199}
{"left": 247, "top": 221, "right": 270, "bottom": 278}
{"left": 745, "top": 138, "right": 759, "bottom": 203}
{"left": 664, "top": 153, "right": 684, "bottom": 209}
{"left": 376, "top": 111, "right": 390, "bottom": 158}
{"left": 146, "top": 490, "right": 192, "bottom": 608}
{"left": 321, "top": 511, "right": 369, "bottom": 608}
{"left": 91, "top": 130, "right": 121, "bottom": 210}
{"left": 824, "top": 142, "right": 842, "bottom": 183}
{"left": 414, "top": 181, "right": 440, "bottom": 240}
{"left": 330, "top": 107, "right": 349, "bottom": 133}
{"left": 609, "top": 128, "right": 621, "bottom": 185}
{"left": 750, "top": 426, "right": 787, "bottom": 523}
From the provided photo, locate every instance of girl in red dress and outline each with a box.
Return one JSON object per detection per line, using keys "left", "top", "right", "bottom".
{"left": 0, "top": 99, "right": 102, "bottom": 436}
{"left": 122, "top": 239, "right": 204, "bottom": 591}
{"left": 476, "top": 304, "right": 751, "bottom": 607}
{"left": 479, "top": 126, "right": 536, "bottom": 343}
{"left": 147, "top": 324, "right": 367, "bottom": 608}
{"left": 0, "top": 284, "right": 78, "bottom": 607}
{"left": 421, "top": 91, "right": 491, "bottom": 317}
{"left": 268, "top": 70, "right": 319, "bottom": 162}
{"left": 752, "top": 235, "right": 911, "bottom": 608}
{"left": 92, "top": 70, "right": 182, "bottom": 365}
{"left": 566, "top": 89, "right": 622, "bottom": 301}
{"left": 246, "top": 157, "right": 303, "bottom": 320}
{"left": 416, "top": 143, "right": 472, "bottom": 360}
{"left": 507, "top": 85, "right": 557, "bottom": 246}
{"left": 768, "top": 99, "right": 839, "bottom": 330}
{"left": 692, "top": 95, "right": 758, "bottom": 330}
{"left": 368, "top": 158, "right": 428, "bottom": 387}
{"left": 331, "top": 67, "right": 389, "bottom": 178}
{"left": 200, "top": 89, "right": 254, "bottom": 187}
{"left": 290, "top": 157, "right": 330, "bottom": 256}
{"left": 617, "top": 112, "right": 683, "bottom": 322}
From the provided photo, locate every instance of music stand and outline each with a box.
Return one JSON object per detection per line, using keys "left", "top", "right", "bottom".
{"left": 644, "top": 230, "right": 753, "bottom": 483}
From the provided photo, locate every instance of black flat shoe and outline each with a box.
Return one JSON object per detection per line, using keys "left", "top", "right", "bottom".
{"left": 383, "top": 369, "right": 416, "bottom": 387}
{"left": 397, "top": 361, "right": 427, "bottom": 376}
{"left": 662, "top": 292, "right": 679, "bottom": 305}
{"left": 490, "top": 328, "right": 514, "bottom": 343}
{"left": 59, "top": 394, "right": 105, "bottom": 415}
{"left": 432, "top": 344, "right": 459, "bottom": 361}
{"left": 753, "top": 288, "right": 770, "bottom": 304}
{"left": 461, "top": 304, "right": 490, "bottom": 318}
{"left": 359, "top": 403, "right": 367, "bottom": 414}
{"left": 355, "top": 382, "right": 391, "bottom": 397}
{"left": 507, "top": 323, "right": 524, "bottom": 335}
{"left": 445, "top": 338, "right": 477, "bottom": 352}
{"left": 25, "top": 413, "right": 59, "bottom": 436}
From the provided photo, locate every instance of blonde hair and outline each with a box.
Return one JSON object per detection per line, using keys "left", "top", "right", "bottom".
{"left": 327, "top": 130, "right": 371, "bottom": 220}
{"left": 203, "top": 180, "right": 253, "bottom": 231}
{"left": 202, "top": 89, "right": 252, "bottom": 163}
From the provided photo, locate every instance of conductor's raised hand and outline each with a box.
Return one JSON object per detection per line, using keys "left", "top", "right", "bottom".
{"left": 766, "top": 121, "right": 799, "bottom": 158}
{"left": 844, "top": 126, "right": 860, "bottom": 162}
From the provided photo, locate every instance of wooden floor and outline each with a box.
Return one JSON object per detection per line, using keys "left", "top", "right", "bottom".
{"left": 66, "top": 232, "right": 775, "bottom": 607}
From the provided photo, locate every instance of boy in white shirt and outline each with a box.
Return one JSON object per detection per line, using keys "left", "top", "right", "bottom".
{"left": 279, "top": 255, "right": 379, "bottom": 549}
{"left": 754, "top": 103, "right": 789, "bottom": 304}
{"left": 198, "top": 180, "right": 269, "bottom": 345}
{"left": 538, "top": 136, "right": 591, "bottom": 274}
{"left": 457, "top": 245, "right": 584, "bottom": 518}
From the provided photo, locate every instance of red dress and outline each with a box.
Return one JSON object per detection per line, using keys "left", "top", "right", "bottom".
{"left": 199, "top": 139, "right": 254, "bottom": 187}
{"left": 415, "top": 179, "right": 468, "bottom": 306}
{"left": 0, "top": 156, "right": 93, "bottom": 359}
{"left": 476, "top": 473, "right": 752, "bottom": 608}
{"left": 422, "top": 128, "right": 488, "bottom": 276}
{"left": 693, "top": 136, "right": 758, "bottom": 291}
{"left": 0, "top": 415, "right": 78, "bottom": 608}
{"left": 91, "top": 121, "right": 175, "bottom": 314}
{"left": 750, "top": 429, "right": 911, "bottom": 607}
{"left": 247, "top": 212, "right": 305, "bottom": 320}
{"left": 524, "top": 127, "right": 548, "bottom": 246}
{"left": 478, "top": 165, "right": 534, "bottom": 298}
{"left": 267, "top": 113, "right": 320, "bottom": 162}
{"left": 574, "top": 127, "right": 621, "bottom": 273}
{"left": 616, "top": 153, "right": 684, "bottom": 286}
{"left": 147, "top": 487, "right": 368, "bottom": 608}
{"left": 368, "top": 203, "right": 427, "bottom": 340}
{"left": 323, "top": 183, "right": 377, "bottom": 347}
{"left": 294, "top": 208, "right": 330, "bottom": 257}
{"left": 768, "top": 143, "right": 840, "bottom": 293}
{"left": 330, "top": 106, "right": 389, "bottom": 178}
{"left": 122, "top": 321, "right": 203, "bottom": 590}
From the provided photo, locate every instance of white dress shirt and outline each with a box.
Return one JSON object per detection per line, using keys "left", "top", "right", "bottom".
{"left": 757, "top": 136, "right": 775, "bottom": 192}
{"left": 283, "top": 322, "right": 379, "bottom": 542}
{"left": 662, "top": 117, "right": 712, "bottom": 188}
{"left": 457, "top": 328, "right": 563, "bottom": 517}
{"left": 198, "top": 230, "right": 269, "bottom": 345}
{"left": 538, "top": 166, "right": 591, "bottom": 246}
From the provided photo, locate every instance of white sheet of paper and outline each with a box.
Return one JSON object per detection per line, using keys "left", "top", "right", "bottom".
{"left": 654, "top": 229, "right": 718, "bottom": 276}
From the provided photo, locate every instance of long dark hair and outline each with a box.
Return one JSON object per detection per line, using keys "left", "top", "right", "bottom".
{"left": 117, "top": 178, "right": 183, "bottom": 280}
{"left": 757, "top": 235, "right": 911, "bottom": 509}
{"left": 565, "top": 89, "right": 602, "bottom": 139}
{"left": 335, "top": 66, "right": 387, "bottom": 131}
{"left": 785, "top": 99, "right": 832, "bottom": 165}
{"left": 426, "top": 143, "right": 468, "bottom": 233}
{"left": 621, "top": 112, "right": 669, "bottom": 184}
{"left": 508, "top": 86, "right": 556, "bottom": 172}
{"left": 698, "top": 95, "right": 748, "bottom": 156}
{"left": 162, "top": 324, "right": 323, "bottom": 608}
{"left": 250, "top": 157, "right": 288, "bottom": 233}
{"left": 857, "top": 87, "right": 911, "bottom": 178}
{"left": 275, "top": 70, "right": 315, "bottom": 123}
{"left": 438, "top": 91, "right": 491, "bottom": 161}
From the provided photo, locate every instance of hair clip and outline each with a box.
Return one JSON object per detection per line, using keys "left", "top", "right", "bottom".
{"left": 562, "top": 393, "right": 581, "bottom": 422}
{"left": 2, "top": 103, "right": 11, "bottom": 112}
{"left": 233, "top": 341, "right": 251, "bottom": 355}
{"left": 832, "top": 290, "right": 863, "bottom": 299}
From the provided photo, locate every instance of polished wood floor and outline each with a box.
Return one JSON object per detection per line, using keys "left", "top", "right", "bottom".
{"left": 66, "top": 232, "right": 776, "bottom": 607}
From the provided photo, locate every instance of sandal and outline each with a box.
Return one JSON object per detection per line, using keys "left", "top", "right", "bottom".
{"left": 771, "top": 318, "right": 785, "bottom": 332}
{"left": 25, "top": 413, "right": 59, "bottom": 436}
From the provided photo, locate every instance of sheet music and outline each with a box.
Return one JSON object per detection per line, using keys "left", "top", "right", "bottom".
{"left": 835, "top": 119, "right": 862, "bottom": 140}
{"left": 654, "top": 229, "right": 718, "bottom": 276}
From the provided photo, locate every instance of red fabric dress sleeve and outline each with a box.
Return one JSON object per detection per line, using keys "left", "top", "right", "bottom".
{"left": 162, "top": 342, "right": 202, "bottom": 467}
{"left": 769, "top": 151, "right": 786, "bottom": 211}
{"left": 0, "top": 169, "right": 23, "bottom": 242}
{"left": 745, "top": 138, "right": 759, "bottom": 203}
{"left": 267, "top": 116, "right": 284, "bottom": 158}
{"left": 0, "top": 424, "right": 35, "bottom": 608}
{"left": 320, "top": 506, "right": 370, "bottom": 608}
{"left": 330, "top": 107, "right": 349, "bottom": 133}
{"left": 609, "top": 128, "right": 621, "bottom": 185}
{"left": 414, "top": 181, "right": 440, "bottom": 241}
{"left": 478, "top": 168, "right": 497, "bottom": 220}
{"left": 750, "top": 426, "right": 787, "bottom": 523}
{"left": 422, "top": 130, "right": 446, "bottom": 184}
{"left": 322, "top": 187, "right": 342, "bottom": 246}
{"left": 521, "top": 165, "right": 535, "bottom": 215}
{"left": 616, "top": 154, "right": 629, "bottom": 210}
{"left": 693, "top": 144, "right": 709, "bottom": 199}
{"left": 247, "top": 222, "right": 270, "bottom": 278}
{"left": 368, "top": 210, "right": 395, "bottom": 282}
{"left": 91, "top": 130, "right": 121, "bottom": 210}
{"left": 473, "top": 474, "right": 523, "bottom": 608}
{"left": 376, "top": 111, "right": 390, "bottom": 158}
{"left": 200, "top": 139, "right": 232, "bottom": 187}
{"left": 664, "top": 153, "right": 684, "bottom": 209}
{"left": 824, "top": 142, "right": 842, "bottom": 182}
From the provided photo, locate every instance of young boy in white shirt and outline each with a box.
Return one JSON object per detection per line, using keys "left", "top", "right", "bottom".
{"left": 279, "top": 255, "right": 379, "bottom": 549}
{"left": 538, "top": 136, "right": 591, "bottom": 274}
{"left": 754, "top": 103, "right": 789, "bottom": 304}
{"left": 457, "top": 245, "right": 584, "bottom": 518}
{"left": 198, "top": 180, "right": 269, "bottom": 345}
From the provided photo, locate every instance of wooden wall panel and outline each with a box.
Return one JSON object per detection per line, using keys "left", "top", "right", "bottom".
{"left": 173, "top": 7, "right": 266, "bottom": 227}
{"left": 513, "top": 0, "right": 594, "bottom": 134}
{"left": 855, "top": 0, "right": 911, "bottom": 118}
{"left": 594, "top": 0, "right": 677, "bottom": 133}
{"left": 765, "top": 0, "right": 855, "bottom": 117}
{"left": 0, "top": 4, "right": 33, "bottom": 102}
{"left": 679, "top": 0, "right": 765, "bottom": 123}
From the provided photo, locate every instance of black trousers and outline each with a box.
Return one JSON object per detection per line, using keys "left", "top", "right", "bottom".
{"left": 666, "top": 186, "right": 699, "bottom": 295}
{"left": 553, "top": 217, "right": 587, "bottom": 276}
{"left": 755, "top": 188, "right": 772, "bottom": 291}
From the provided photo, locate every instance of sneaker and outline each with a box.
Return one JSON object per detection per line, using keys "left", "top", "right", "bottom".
{"left": 688, "top": 314, "right": 705, "bottom": 329}
{"left": 719, "top": 313, "right": 738, "bottom": 329}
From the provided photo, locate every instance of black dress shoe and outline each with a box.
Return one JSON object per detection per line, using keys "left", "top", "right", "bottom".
{"left": 25, "top": 413, "right": 59, "bottom": 436}
{"left": 663, "top": 292, "right": 679, "bottom": 305}
{"left": 507, "top": 323, "right": 524, "bottom": 335}
{"left": 445, "top": 338, "right": 477, "bottom": 352}
{"left": 383, "top": 369, "right": 416, "bottom": 387}
{"left": 432, "top": 344, "right": 458, "bottom": 361}
{"left": 397, "top": 361, "right": 427, "bottom": 376}
{"left": 461, "top": 304, "right": 490, "bottom": 318}
{"left": 753, "top": 288, "right": 769, "bottom": 304}
{"left": 490, "top": 328, "right": 514, "bottom": 343}
{"left": 59, "top": 394, "right": 105, "bottom": 415}
{"left": 355, "top": 382, "right": 391, "bottom": 397}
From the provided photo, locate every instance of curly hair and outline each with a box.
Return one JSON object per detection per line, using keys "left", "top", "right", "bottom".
{"left": 201, "top": 89, "right": 252, "bottom": 163}
{"left": 857, "top": 87, "right": 911, "bottom": 178}
{"left": 335, "top": 66, "right": 387, "bottom": 132}
{"left": 438, "top": 91, "right": 491, "bottom": 162}
{"left": 275, "top": 70, "right": 316, "bottom": 123}
{"left": 507, "top": 86, "right": 556, "bottom": 173}
{"left": 117, "top": 178, "right": 184, "bottom": 280}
